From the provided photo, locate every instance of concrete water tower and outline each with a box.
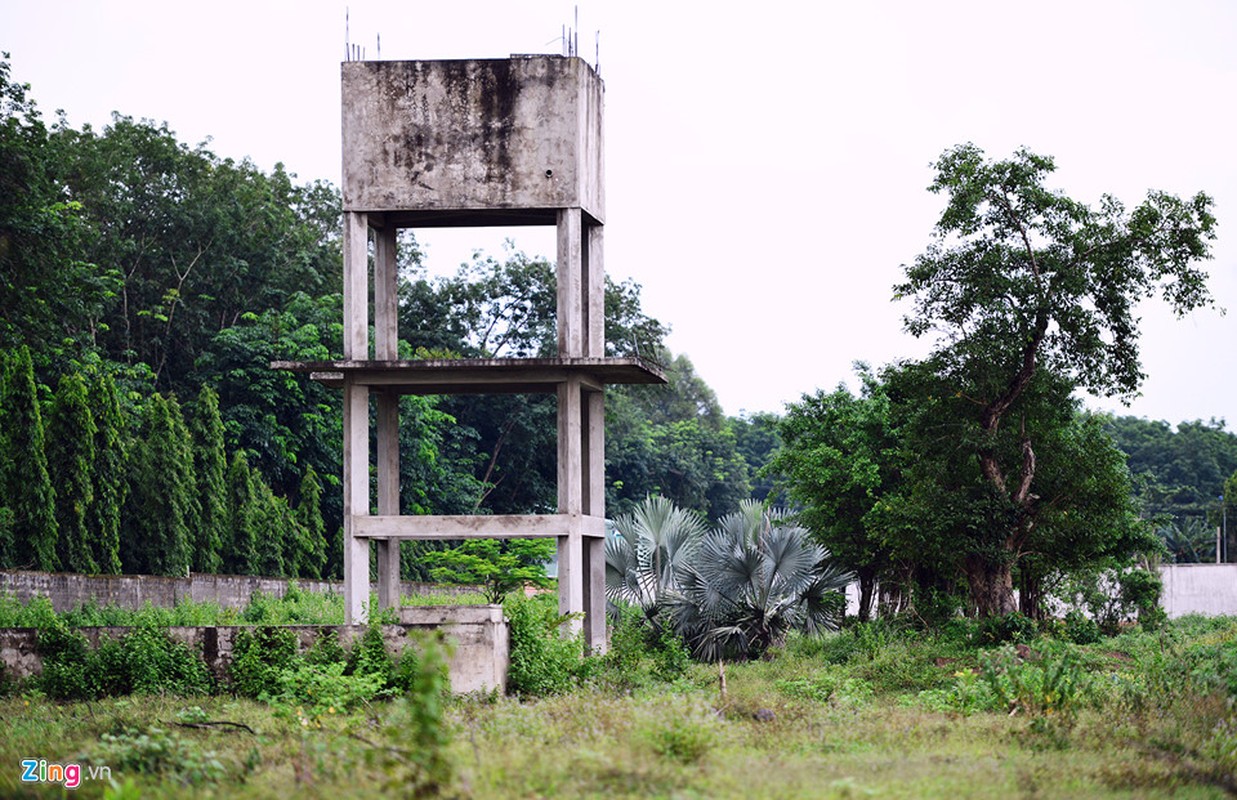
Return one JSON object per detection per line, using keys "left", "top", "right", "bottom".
{"left": 279, "top": 55, "right": 664, "bottom": 651}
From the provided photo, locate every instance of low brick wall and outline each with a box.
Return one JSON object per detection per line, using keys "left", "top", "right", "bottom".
{"left": 0, "top": 607, "right": 509, "bottom": 695}
{"left": 0, "top": 570, "right": 477, "bottom": 613}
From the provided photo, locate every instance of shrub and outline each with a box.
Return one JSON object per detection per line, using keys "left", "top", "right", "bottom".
{"left": 366, "top": 635, "right": 454, "bottom": 795}
{"left": 93, "top": 727, "right": 226, "bottom": 786}
{"left": 229, "top": 626, "right": 300, "bottom": 698}
{"left": 269, "top": 661, "right": 386, "bottom": 727}
{"left": 1062, "top": 610, "right": 1102, "bottom": 645}
{"left": 91, "top": 625, "right": 213, "bottom": 697}
{"left": 642, "top": 705, "right": 718, "bottom": 764}
{"left": 37, "top": 621, "right": 94, "bottom": 700}
{"left": 975, "top": 611, "right": 1038, "bottom": 645}
{"left": 504, "top": 593, "right": 584, "bottom": 697}
{"left": 346, "top": 621, "right": 395, "bottom": 689}
{"left": 979, "top": 643, "right": 1092, "bottom": 720}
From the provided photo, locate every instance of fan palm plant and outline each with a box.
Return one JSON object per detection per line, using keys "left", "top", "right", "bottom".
{"left": 669, "top": 500, "right": 851, "bottom": 661}
{"left": 605, "top": 495, "right": 708, "bottom": 621}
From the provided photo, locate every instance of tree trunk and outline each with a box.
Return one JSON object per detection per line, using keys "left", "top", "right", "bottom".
{"left": 857, "top": 567, "right": 876, "bottom": 622}
{"left": 1018, "top": 569, "right": 1044, "bottom": 619}
{"left": 964, "top": 554, "right": 1017, "bottom": 617}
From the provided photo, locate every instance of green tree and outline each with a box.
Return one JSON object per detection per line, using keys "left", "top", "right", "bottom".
{"left": 186, "top": 385, "right": 228, "bottom": 574}
{"left": 422, "top": 539, "right": 554, "bottom": 604}
{"left": 122, "top": 394, "right": 194, "bottom": 575}
{"left": 0, "top": 54, "right": 117, "bottom": 362}
{"left": 224, "top": 451, "right": 260, "bottom": 575}
{"left": 55, "top": 114, "right": 340, "bottom": 392}
{"left": 896, "top": 144, "right": 1216, "bottom": 616}
{"left": 291, "top": 465, "right": 327, "bottom": 579}
{"left": 875, "top": 362, "right": 1157, "bottom": 620}
{"left": 85, "top": 370, "right": 126, "bottom": 573}
{"left": 0, "top": 345, "right": 58, "bottom": 569}
{"left": 251, "top": 472, "right": 288, "bottom": 578}
{"left": 45, "top": 371, "right": 97, "bottom": 573}
{"left": 732, "top": 411, "right": 784, "bottom": 504}
{"left": 769, "top": 367, "right": 899, "bottom": 622}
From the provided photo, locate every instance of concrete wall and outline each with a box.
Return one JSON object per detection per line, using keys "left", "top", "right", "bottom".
{"left": 0, "top": 607, "right": 508, "bottom": 695}
{"left": 341, "top": 57, "right": 604, "bottom": 221}
{"left": 400, "top": 605, "right": 509, "bottom": 694}
{"left": 0, "top": 570, "right": 476, "bottom": 614}
{"left": 1160, "top": 564, "right": 1237, "bottom": 618}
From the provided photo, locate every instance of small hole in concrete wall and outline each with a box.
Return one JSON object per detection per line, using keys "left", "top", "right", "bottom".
{"left": 545, "top": 169, "right": 553, "bottom": 178}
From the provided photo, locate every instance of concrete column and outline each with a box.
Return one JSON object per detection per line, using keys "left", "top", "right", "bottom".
{"left": 585, "top": 222, "right": 605, "bottom": 358}
{"left": 343, "top": 212, "right": 371, "bottom": 624}
{"left": 376, "top": 391, "right": 400, "bottom": 611}
{"left": 583, "top": 388, "right": 607, "bottom": 652}
{"left": 373, "top": 221, "right": 400, "bottom": 611}
{"left": 343, "top": 376, "right": 370, "bottom": 624}
{"left": 557, "top": 377, "right": 584, "bottom": 634}
{"left": 342, "top": 212, "right": 369, "bottom": 359}
{"left": 373, "top": 221, "right": 398, "bottom": 359}
{"left": 556, "top": 208, "right": 584, "bottom": 357}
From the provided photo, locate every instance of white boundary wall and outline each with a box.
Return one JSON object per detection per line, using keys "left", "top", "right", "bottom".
{"left": 1160, "top": 564, "right": 1237, "bottom": 618}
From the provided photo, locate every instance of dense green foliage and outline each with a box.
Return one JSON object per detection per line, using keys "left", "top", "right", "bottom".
{"left": 1105, "top": 415, "right": 1237, "bottom": 561}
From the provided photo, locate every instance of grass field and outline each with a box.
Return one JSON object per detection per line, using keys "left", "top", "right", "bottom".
{"left": 1, "top": 601, "right": 1234, "bottom": 798}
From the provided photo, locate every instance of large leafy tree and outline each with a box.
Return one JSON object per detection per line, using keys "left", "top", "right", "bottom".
{"left": 1105, "top": 415, "right": 1237, "bottom": 560}
{"left": 769, "top": 366, "right": 899, "bottom": 621}
{"left": 607, "top": 354, "right": 750, "bottom": 522}
{"left": 896, "top": 144, "right": 1216, "bottom": 616}
{"left": 0, "top": 54, "right": 115, "bottom": 362}
{"left": 55, "top": 115, "right": 340, "bottom": 392}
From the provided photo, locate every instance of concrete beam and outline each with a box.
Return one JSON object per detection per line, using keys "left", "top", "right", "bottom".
{"left": 353, "top": 513, "right": 606, "bottom": 540}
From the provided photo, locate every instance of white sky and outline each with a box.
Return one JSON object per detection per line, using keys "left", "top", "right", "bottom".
{"left": 3, "top": 0, "right": 1235, "bottom": 424}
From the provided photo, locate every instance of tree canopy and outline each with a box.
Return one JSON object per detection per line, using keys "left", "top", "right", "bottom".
{"left": 893, "top": 144, "right": 1216, "bottom": 616}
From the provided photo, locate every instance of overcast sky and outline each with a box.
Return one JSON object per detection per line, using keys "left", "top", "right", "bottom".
{"left": 3, "top": 0, "right": 1235, "bottom": 425}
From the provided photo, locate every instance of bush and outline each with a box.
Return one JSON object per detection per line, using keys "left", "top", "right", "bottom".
{"left": 38, "top": 622, "right": 213, "bottom": 700}
{"left": 93, "top": 727, "right": 226, "bottom": 786}
{"left": 91, "top": 625, "right": 214, "bottom": 697}
{"left": 975, "top": 612, "right": 1038, "bottom": 645}
{"left": 596, "top": 603, "right": 692, "bottom": 691}
{"left": 642, "top": 703, "right": 718, "bottom": 764}
{"left": 1062, "top": 610, "right": 1102, "bottom": 645}
{"left": 978, "top": 643, "right": 1093, "bottom": 720}
{"left": 346, "top": 621, "right": 395, "bottom": 689}
{"left": 269, "top": 661, "right": 386, "bottom": 727}
{"left": 229, "top": 626, "right": 300, "bottom": 698}
{"left": 504, "top": 593, "right": 584, "bottom": 697}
